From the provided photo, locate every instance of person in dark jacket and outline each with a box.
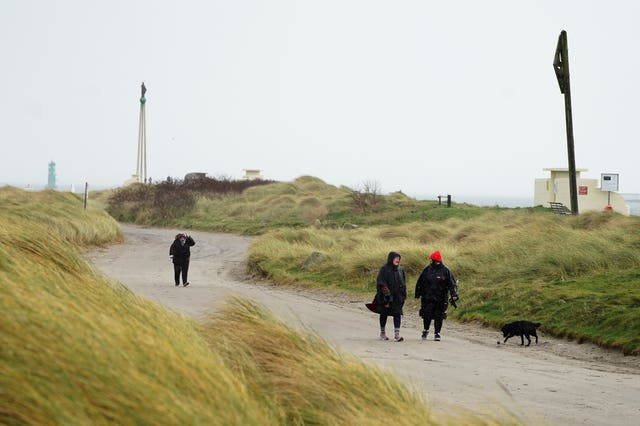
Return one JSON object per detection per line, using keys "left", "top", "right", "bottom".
{"left": 375, "top": 251, "right": 407, "bottom": 341}
{"left": 414, "top": 250, "right": 458, "bottom": 341}
{"left": 169, "top": 232, "right": 196, "bottom": 287}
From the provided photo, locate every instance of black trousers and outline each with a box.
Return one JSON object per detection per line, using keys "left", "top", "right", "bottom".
{"left": 379, "top": 314, "right": 402, "bottom": 329}
{"left": 421, "top": 301, "right": 445, "bottom": 333}
{"left": 173, "top": 260, "right": 190, "bottom": 285}
{"left": 423, "top": 315, "right": 444, "bottom": 334}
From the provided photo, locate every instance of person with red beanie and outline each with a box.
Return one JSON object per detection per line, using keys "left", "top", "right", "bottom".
{"left": 414, "top": 250, "right": 459, "bottom": 341}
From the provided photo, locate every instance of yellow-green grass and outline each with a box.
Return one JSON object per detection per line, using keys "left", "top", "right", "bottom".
{"left": 85, "top": 188, "right": 117, "bottom": 211}
{"left": 150, "top": 176, "right": 354, "bottom": 233}
{"left": 108, "top": 176, "right": 495, "bottom": 234}
{"left": 0, "top": 187, "right": 122, "bottom": 245}
{"left": 1, "top": 187, "right": 514, "bottom": 424}
{"left": 205, "top": 298, "right": 517, "bottom": 426}
{"left": 248, "top": 210, "right": 640, "bottom": 354}
{"left": 1, "top": 188, "right": 270, "bottom": 424}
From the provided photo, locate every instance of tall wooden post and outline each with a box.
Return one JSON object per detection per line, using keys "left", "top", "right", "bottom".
{"left": 553, "top": 30, "right": 578, "bottom": 214}
{"left": 83, "top": 182, "right": 88, "bottom": 210}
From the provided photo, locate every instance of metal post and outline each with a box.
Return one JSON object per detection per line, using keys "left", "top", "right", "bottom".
{"left": 553, "top": 30, "right": 579, "bottom": 214}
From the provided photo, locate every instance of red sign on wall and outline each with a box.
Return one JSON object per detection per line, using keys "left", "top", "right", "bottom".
{"left": 579, "top": 186, "right": 588, "bottom": 195}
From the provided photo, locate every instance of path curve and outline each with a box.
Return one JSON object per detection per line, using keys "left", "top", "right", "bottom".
{"left": 87, "top": 225, "right": 640, "bottom": 426}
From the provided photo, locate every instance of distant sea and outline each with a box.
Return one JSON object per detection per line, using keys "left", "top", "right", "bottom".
{"left": 625, "top": 197, "right": 640, "bottom": 216}
{"left": 411, "top": 194, "right": 640, "bottom": 216}
{"left": 411, "top": 194, "right": 533, "bottom": 208}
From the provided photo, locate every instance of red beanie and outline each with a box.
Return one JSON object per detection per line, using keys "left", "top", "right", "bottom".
{"left": 430, "top": 251, "right": 442, "bottom": 262}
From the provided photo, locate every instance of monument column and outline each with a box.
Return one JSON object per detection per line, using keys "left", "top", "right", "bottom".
{"left": 136, "top": 82, "right": 147, "bottom": 183}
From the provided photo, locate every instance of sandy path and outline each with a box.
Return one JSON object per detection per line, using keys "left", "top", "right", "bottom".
{"left": 87, "top": 225, "right": 640, "bottom": 426}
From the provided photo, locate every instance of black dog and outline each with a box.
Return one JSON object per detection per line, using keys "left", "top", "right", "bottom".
{"left": 501, "top": 321, "right": 541, "bottom": 346}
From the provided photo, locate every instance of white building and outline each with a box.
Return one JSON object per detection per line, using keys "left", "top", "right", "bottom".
{"left": 241, "top": 169, "right": 263, "bottom": 180}
{"left": 534, "top": 168, "right": 630, "bottom": 216}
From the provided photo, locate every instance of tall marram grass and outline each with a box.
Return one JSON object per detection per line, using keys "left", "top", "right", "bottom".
{"left": 205, "top": 298, "right": 516, "bottom": 426}
{"left": 208, "top": 298, "right": 432, "bottom": 425}
{"left": 1, "top": 187, "right": 271, "bottom": 424}
{"left": 0, "top": 187, "right": 122, "bottom": 245}
{"left": 164, "top": 176, "right": 355, "bottom": 233}
{"left": 248, "top": 210, "right": 640, "bottom": 354}
{"left": 1, "top": 187, "right": 511, "bottom": 424}
{"left": 107, "top": 176, "right": 492, "bottom": 234}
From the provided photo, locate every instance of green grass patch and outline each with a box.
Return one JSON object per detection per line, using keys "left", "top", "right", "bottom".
{"left": 106, "top": 176, "right": 499, "bottom": 234}
{"left": 458, "top": 271, "right": 640, "bottom": 354}
{"left": 248, "top": 210, "right": 640, "bottom": 354}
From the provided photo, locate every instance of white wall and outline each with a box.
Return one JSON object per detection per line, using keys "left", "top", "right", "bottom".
{"left": 534, "top": 177, "right": 630, "bottom": 215}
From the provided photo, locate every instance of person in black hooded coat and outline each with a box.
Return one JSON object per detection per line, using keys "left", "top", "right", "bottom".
{"left": 414, "top": 250, "right": 458, "bottom": 341}
{"left": 169, "top": 232, "right": 196, "bottom": 287}
{"left": 374, "top": 251, "right": 407, "bottom": 341}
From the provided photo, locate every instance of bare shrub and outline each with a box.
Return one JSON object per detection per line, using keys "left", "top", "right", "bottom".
{"left": 182, "top": 176, "right": 274, "bottom": 194}
{"left": 107, "top": 176, "right": 276, "bottom": 223}
{"left": 351, "top": 180, "right": 383, "bottom": 212}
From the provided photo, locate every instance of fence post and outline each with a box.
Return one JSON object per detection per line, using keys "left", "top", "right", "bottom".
{"left": 83, "top": 182, "right": 88, "bottom": 210}
{"left": 447, "top": 194, "right": 451, "bottom": 207}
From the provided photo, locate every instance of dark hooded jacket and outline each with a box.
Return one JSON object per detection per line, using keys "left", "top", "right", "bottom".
{"left": 169, "top": 234, "right": 195, "bottom": 264}
{"left": 374, "top": 251, "right": 407, "bottom": 315}
{"left": 414, "top": 261, "right": 458, "bottom": 314}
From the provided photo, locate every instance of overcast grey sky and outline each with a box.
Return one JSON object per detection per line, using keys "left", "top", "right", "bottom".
{"left": 2, "top": 1, "right": 639, "bottom": 198}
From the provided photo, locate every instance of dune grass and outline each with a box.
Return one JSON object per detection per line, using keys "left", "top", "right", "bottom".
{"left": 248, "top": 210, "right": 640, "bottom": 354}
{"left": 205, "top": 298, "right": 517, "bottom": 426}
{"left": 84, "top": 188, "right": 116, "bottom": 212}
{"left": 107, "top": 176, "right": 495, "bottom": 234}
{"left": 0, "top": 187, "right": 122, "bottom": 245}
{"left": 1, "top": 187, "right": 515, "bottom": 424}
{"left": 1, "top": 187, "right": 270, "bottom": 424}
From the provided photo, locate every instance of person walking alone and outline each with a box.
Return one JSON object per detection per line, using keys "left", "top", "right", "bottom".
{"left": 169, "top": 232, "right": 195, "bottom": 287}
{"left": 374, "top": 251, "right": 407, "bottom": 342}
{"left": 414, "top": 250, "right": 458, "bottom": 341}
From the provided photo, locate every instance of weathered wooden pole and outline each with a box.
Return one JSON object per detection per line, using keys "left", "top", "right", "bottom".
{"left": 553, "top": 30, "right": 579, "bottom": 214}
{"left": 83, "top": 182, "right": 89, "bottom": 210}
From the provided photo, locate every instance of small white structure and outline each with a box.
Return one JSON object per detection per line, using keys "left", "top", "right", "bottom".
{"left": 241, "top": 169, "right": 263, "bottom": 181}
{"left": 534, "top": 168, "right": 630, "bottom": 216}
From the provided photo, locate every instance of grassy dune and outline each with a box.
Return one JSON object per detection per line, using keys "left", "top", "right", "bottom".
{"left": 1, "top": 187, "right": 512, "bottom": 424}
{"left": 1, "top": 187, "right": 122, "bottom": 245}
{"left": 107, "top": 176, "right": 493, "bottom": 234}
{"left": 1, "top": 188, "right": 268, "bottom": 424}
{"left": 248, "top": 211, "right": 640, "bottom": 354}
